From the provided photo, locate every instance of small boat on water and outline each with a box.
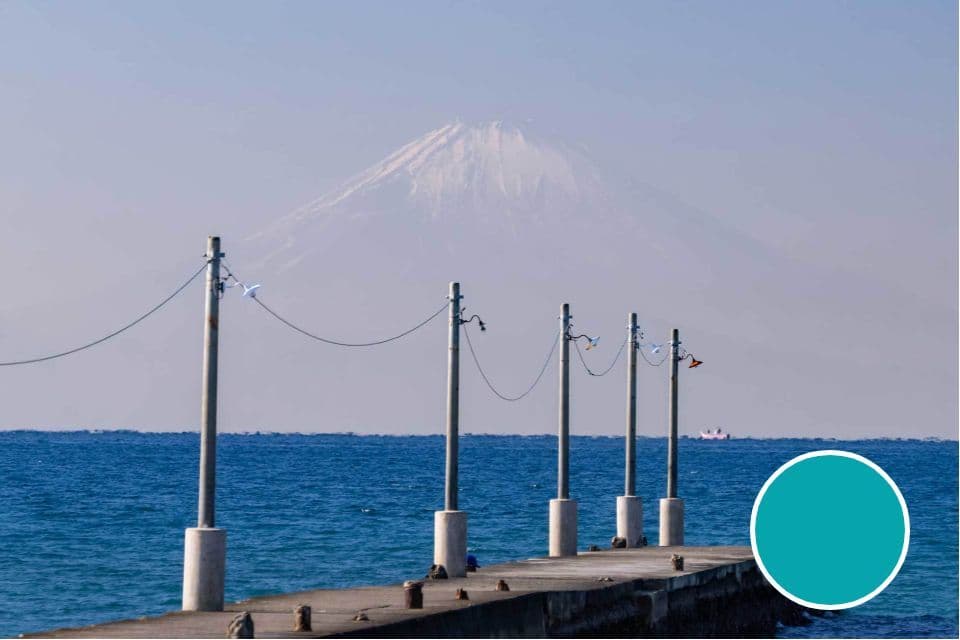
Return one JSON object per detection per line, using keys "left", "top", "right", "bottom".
{"left": 699, "top": 428, "right": 731, "bottom": 440}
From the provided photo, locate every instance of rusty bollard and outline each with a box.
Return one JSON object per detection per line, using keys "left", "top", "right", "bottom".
{"left": 404, "top": 580, "right": 424, "bottom": 609}
{"left": 227, "top": 612, "right": 254, "bottom": 639}
{"left": 455, "top": 588, "right": 469, "bottom": 601}
{"left": 293, "top": 604, "right": 311, "bottom": 632}
{"left": 495, "top": 579, "right": 510, "bottom": 592}
{"left": 671, "top": 554, "right": 684, "bottom": 571}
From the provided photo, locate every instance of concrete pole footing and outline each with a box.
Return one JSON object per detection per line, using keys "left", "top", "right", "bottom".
{"left": 658, "top": 497, "right": 684, "bottom": 546}
{"left": 616, "top": 495, "right": 643, "bottom": 547}
{"left": 549, "top": 498, "right": 578, "bottom": 557}
{"left": 182, "top": 527, "right": 226, "bottom": 611}
{"left": 434, "top": 510, "right": 467, "bottom": 578}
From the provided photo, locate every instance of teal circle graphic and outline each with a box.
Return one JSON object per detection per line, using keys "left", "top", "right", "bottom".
{"left": 750, "top": 450, "right": 909, "bottom": 610}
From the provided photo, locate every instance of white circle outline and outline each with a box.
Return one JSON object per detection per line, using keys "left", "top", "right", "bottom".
{"left": 749, "top": 449, "right": 910, "bottom": 610}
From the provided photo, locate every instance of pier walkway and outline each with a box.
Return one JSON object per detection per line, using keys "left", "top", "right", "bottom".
{"left": 31, "top": 546, "right": 801, "bottom": 638}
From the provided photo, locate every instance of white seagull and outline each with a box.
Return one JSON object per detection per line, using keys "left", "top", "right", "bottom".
{"left": 227, "top": 282, "right": 261, "bottom": 298}
{"left": 239, "top": 283, "right": 261, "bottom": 298}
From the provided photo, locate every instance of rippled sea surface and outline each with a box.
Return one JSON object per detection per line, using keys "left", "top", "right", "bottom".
{"left": 0, "top": 432, "right": 956, "bottom": 638}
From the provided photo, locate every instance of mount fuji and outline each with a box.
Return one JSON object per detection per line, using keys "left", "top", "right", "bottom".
{"left": 214, "top": 119, "right": 951, "bottom": 439}
{"left": 242, "top": 120, "right": 759, "bottom": 296}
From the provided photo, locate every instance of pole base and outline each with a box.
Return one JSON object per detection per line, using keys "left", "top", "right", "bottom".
{"left": 658, "top": 498, "right": 684, "bottom": 546}
{"left": 182, "top": 527, "right": 226, "bottom": 611}
{"left": 549, "top": 498, "right": 578, "bottom": 557}
{"left": 433, "top": 510, "right": 468, "bottom": 578}
{"left": 616, "top": 495, "right": 644, "bottom": 547}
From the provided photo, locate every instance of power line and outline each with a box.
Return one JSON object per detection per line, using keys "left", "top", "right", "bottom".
{"left": 0, "top": 261, "right": 208, "bottom": 367}
{"left": 638, "top": 345, "right": 669, "bottom": 367}
{"left": 252, "top": 297, "right": 448, "bottom": 347}
{"left": 573, "top": 335, "right": 627, "bottom": 377}
{"left": 220, "top": 260, "right": 449, "bottom": 347}
{"left": 462, "top": 324, "right": 559, "bottom": 402}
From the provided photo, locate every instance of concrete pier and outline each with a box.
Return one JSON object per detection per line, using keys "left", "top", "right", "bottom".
{"left": 30, "top": 546, "right": 805, "bottom": 638}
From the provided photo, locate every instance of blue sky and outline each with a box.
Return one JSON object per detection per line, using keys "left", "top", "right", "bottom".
{"left": 0, "top": 1, "right": 956, "bottom": 436}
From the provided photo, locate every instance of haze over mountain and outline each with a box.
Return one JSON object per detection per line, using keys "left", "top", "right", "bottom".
{"left": 194, "top": 119, "right": 954, "bottom": 440}
{"left": 1, "top": 113, "right": 954, "bottom": 439}
{"left": 0, "top": 3, "right": 954, "bottom": 442}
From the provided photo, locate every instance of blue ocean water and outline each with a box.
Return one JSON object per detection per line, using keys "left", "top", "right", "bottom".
{"left": 0, "top": 432, "right": 955, "bottom": 638}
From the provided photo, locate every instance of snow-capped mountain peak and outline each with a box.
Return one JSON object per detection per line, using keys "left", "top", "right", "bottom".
{"left": 289, "top": 120, "right": 602, "bottom": 222}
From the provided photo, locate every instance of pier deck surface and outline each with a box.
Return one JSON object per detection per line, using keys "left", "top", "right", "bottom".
{"left": 30, "top": 546, "right": 755, "bottom": 638}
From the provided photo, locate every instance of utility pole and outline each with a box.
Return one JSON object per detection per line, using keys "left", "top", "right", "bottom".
{"left": 549, "top": 303, "right": 577, "bottom": 557}
{"left": 559, "top": 303, "right": 570, "bottom": 500}
{"left": 625, "top": 313, "right": 638, "bottom": 497}
{"left": 183, "top": 236, "right": 227, "bottom": 611}
{"left": 445, "top": 281, "right": 460, "bottom": 512}
{"left": 667, "top": 328, "right": 679, "bottom": 499}
{"left": 198, "top": 237, "right": 221, "bottom": 530}
{"left": 616, "top": 312, "right": 643, "bottom": 547}
{"left": 434, "top": 282, "right": 467, "bottom": 577}
{"left": 659, "top": 328, "right": 684, "bottom": 546}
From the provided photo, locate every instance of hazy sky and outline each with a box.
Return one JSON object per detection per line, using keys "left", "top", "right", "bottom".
{"left": 0, "top": 1, "right": 956, "bottom": 438}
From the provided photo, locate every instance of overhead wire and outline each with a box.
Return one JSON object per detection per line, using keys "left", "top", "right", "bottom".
{"left": 221, "top": 261, "right": 448, "bottom": 347}
{"left": 462, "top": 324, "right": 559, "bottom": 402}
{"left": 1, "top": 250, "right": 684, "bottom": 403}
{"left": 573, "top": 335, "right": 628, "bottom": 377}
{"left": 638, "top": 344, "right": 670, "bottom": 367}
{"left": 253, "top": 297, "right": 448, "bottom": 347}
{"left": 0, "top": 260, "right": 209, "bottom": 367}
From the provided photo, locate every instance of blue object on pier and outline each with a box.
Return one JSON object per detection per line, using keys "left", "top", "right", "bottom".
{"left": 466, "top": 554, "right": 479, "bottom": 569}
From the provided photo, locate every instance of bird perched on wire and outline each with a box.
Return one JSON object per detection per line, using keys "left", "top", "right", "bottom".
{"left": 226, "top": 282, "right": 261, "bottom": 298}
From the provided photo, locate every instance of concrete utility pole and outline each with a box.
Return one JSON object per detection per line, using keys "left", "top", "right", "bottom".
{"left": 445, "top": 282, "right": 461, "bottom": 512}
{"left": 617, "top": 312, "right": 643, "bottom": 547}
{"left": 558, "top": 303, "right": 570, "bottom": 500}
{"left": 659, "top": 328, "right": 684, "bottom": 546}
{"left": 434, "top": 282, "right": 467, "bottom": 577}
{"left": 549, "top": 303, "right": 577, "bottom": 557}
{"left": 183, "top": 236, "right": 227, "bottom": 611}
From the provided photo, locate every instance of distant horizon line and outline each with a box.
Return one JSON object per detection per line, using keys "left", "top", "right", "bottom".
{"left": 0, "top": 427, "right": 954, "bottom": 443}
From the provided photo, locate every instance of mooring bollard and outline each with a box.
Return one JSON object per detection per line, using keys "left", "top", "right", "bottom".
{"left": 227, "top": 611, "right": 254, "bottom": 639}
{"left": 495, "top": 579, "right": 510, "bottom": 592}
{"left": 404, "top": 580, "right": 424, "bottom": 609}
{"left": 671, "top": 554, "right": 685, "bottom": 571}
{"left": 611, "top": 536, "right": 627, "bottom": 548}
{"left": 293, "top": 604, "right": 311, "bottom": 632}
{"left": 455, "top": 588, "right": 469, "bottom": 600}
